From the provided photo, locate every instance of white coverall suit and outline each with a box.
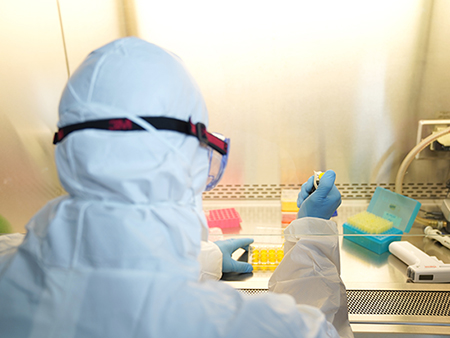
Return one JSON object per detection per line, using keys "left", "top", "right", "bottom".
{"left": 0, "top": 37, "right": 352, "bottom": 338}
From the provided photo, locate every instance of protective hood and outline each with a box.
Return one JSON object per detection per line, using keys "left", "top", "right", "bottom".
{"left": 46, "top": 38, "right": 210, "bottom": 278}
{"left": 57, "top": 37, "right": 209, "bottom": 205}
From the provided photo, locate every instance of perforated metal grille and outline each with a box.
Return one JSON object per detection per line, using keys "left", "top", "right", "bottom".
{"left": 238, "top": 289, "right": 268, "bottom": 296}
{"left": 347, "top": 290, "right": 450, "bottom": 316}
{"left": 203, "top": 183, "right": 448, "bottom": 200}
{"left": 238, "top": 289, "right": 450, "bottom": 317}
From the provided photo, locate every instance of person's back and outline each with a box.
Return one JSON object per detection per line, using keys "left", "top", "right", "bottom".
{"left": 0, "top": 37, "right": 350, "bottom": 337}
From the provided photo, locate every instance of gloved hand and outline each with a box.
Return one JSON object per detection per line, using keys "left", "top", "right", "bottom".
{"left": 215, "top": 238, "right": 254, "bottom": 274}
{"left": 297, "top": 170, "right": 341, "bottom": 220}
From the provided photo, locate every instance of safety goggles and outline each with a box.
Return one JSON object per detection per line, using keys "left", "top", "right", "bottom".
{"left": 53, "top": 116, "right": 229, "bottom": 191}
{"left": 206, "top": 133, "right": 229, "bottom": 191}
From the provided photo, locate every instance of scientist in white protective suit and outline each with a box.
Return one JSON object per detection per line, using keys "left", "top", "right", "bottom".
{"left": 0, "top": 37, "right": 353, "bottom": 338}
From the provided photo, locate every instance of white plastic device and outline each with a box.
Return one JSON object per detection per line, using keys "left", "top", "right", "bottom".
{"left": 313, "top": 171, "right": 323, "bottom": 190}
{"left": 389, "top": 241, "right": 450, "bottom": 283}
{"left": 424, "top": 226, "right": 450, "bottom": 250}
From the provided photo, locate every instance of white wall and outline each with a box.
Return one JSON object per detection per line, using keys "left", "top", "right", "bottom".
{"left": 408, "top": 0, "right": 450, "bottom": 184}
{"left": 0, "top": 0, "right": 67, "bottom": 232}
{"left": 417, "top": 0, "right": 450, "bottom": 117}
{"left": 58, "top": 0, "right": 127, "bottom": 73}
{"left": 0, "top": 0, "right": 124, "bottom": 232}
{"left": 134, "top": 0, "right": 440, "bottom": 185}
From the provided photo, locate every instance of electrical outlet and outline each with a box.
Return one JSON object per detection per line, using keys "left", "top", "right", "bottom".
{"left": 430, "top": 125, "right": 450, "bottom": 150}
{"left": 416, "top": 119, "right": 450, "bottom": 159}
{"left": 441, "top": 199, "right": 450, "bottom": 222}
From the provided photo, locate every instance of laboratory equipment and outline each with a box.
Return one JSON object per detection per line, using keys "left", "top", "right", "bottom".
{"left": 310, "top": 170, "right": 324, "bottom": 193}
{"left": 347, "top": 211, "right": 393, "bottom": 233}
{"left": 205, "top": 208, "right": 242, "bottom": 232}
{"left": 395, "top": 120, "right": 450, "bottom": 229}
{"left": 389, "top": 241, "right": 450, "bottom": 283}
{"left": 248, "top": 243, "right": 284, "bottom": 271}
{"left": 343, "top": 187, "right": 421, "bottom": 254}
{"left": 281, "top": 189, "right": 299, "bottom": 226}
{"left": 424, "top": 226, "right": 450, "bottom": 250}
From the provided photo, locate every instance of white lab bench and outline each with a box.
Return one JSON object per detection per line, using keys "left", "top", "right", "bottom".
{"left": 203, "top": 199, "right": 450, "bottom": 337}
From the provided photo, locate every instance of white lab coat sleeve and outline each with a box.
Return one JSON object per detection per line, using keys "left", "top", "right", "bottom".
{"left": 268, "top": 217, "right": 354, "bottom": 338}
{"left": 0, "top": 233, "right": 25, "bottom": 271}
{"left": 199, "top": 241, "right": 223, "bottom": 281}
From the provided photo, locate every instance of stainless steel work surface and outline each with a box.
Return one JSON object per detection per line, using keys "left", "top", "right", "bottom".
{"left": 204, "top": 200, "right": 450, "bottom": 336}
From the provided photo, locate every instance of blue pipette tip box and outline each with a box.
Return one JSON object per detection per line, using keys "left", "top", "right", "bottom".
{"left": 343, "top": 187, "right": 421, "bottom": 254}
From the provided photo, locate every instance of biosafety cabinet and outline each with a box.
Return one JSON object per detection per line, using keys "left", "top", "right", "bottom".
{"left": 204, "top": 198, "right": 450, "bottom": 337}
{"left": 1, "top": 1, "right": 450, "bottom": 336}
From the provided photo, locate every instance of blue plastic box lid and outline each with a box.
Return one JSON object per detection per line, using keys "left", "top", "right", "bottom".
{"left": 367, "top": 187, "right": 421, "bottom": 233}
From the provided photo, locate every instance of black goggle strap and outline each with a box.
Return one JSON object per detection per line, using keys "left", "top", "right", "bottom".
{"left": 53, "top": 116, "right": 228, "bottom": 155}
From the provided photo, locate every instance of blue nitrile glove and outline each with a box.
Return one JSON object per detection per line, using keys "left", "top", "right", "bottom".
{"left": 297, "top": 170, "right": 341, "bottom": 220}
{"left": 215, "top": 238, "right": 254, "bottom": 274}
